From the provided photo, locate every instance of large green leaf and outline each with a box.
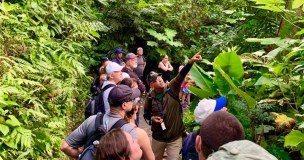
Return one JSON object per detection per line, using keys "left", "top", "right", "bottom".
{"left": 5, "top": 115, "right": 21, "bottom": 127}
{"left": 213, "top": 51, "right": 244, "bottom": 79}
{"left": 254, "top": 5, "right": 285, "bottom": 12}
{"left": 164, "top": 28, "right": 177, "bottom": 41}
{"left": 189, "top": 63, "right": 215, "bottom": 93}
{"left": 284, "top": 130, "right": 304, "bottom": 147}
{"left": 188, "top": 86, "right": 216, "bottom": 99}
{"left": 214, "top": 64, "right": 256, "bottom": 109}
{"left": 167, "top": 41, "right": 183, "bottom": 47}
{"left": 147, "top": 41, "right": 158, "bottom": 47}
{"left": 263, "top": 47, "right": 283, "bottom": 59}
{"left": 0, "top": 124, "right": 9, "bottom": 136}
{"left": 255, "top": 76, "right": 278, "bottom": 87}
{"left": 292, "top": 0, "right": 304, "bottom": 9}
{"left": 146, "top": 29, "right": 167, "bottom": 41}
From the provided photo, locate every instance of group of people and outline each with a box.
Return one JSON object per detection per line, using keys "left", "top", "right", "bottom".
{"left": 60, "top": 48, "right": 277, "bottom": 160}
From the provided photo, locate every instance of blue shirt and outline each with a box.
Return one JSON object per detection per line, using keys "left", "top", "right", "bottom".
{"left": 112, "top": 57, "right": 124, "bottom": 65}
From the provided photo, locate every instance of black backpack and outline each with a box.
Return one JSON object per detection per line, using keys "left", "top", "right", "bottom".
{"left": 143, "top": 88, "right": 181, "bottom": 125}
{"left": 182, "top": 130, "right": 199, "bottom": 160}
{"left": 79, "top": 113, "right": 128, "bottom": 160}
{"left": 84, "top": 83, "right": 115, "bottom": 119}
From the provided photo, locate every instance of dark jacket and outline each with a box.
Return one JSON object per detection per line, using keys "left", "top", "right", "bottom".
{"left": 121, "top": 67, "right": 146, "bottom": 93}
{"left": 144, "top": 62, "right": 193, "bottom": 142}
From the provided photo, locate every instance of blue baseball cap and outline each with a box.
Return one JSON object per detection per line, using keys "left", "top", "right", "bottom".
{"left": 194, "top": 96, "right": 227, "bottom": 124}
{"left": 115, "top": 49, "right": 123, "bottom": 54}
{"left": 214, "top": 96, "right": 227, "bottom": 111}
{"left": 101, "top": 57, "right": 108, "bottom": 62}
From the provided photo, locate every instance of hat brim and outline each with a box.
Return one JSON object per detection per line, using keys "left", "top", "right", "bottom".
{"left": 214, "top": 96, "right": 227, "bottom": 111}
{"left": 148, "top": 73, "right": 162, "bottom": 83}
{"left": 131, "top": 88, "right": 141, "bottom": 99}
{"left": 113, "top": 65, "right": 124, "bottom": 72}
{"left": 126, "top": 56, "right": 137, "bottom": 60}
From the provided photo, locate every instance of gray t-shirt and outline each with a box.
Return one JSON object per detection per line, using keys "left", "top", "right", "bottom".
{"left": 66, "top": 113, "right": 137, "bottom": 148}
{"left": 207, "top": 140, "right": 277, "bottom": 160}
{"left": 134, "top": 56, "right": 145, "bottom": 77}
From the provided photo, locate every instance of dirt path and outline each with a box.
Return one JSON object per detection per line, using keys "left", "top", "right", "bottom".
{"left": 138, "top": 104, "right": 152, "bottom": 139}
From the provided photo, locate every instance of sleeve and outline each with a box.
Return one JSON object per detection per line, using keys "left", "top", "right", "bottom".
{"left": 65, "top": 116, "right": 96, "bottom": 148}
{"left": 144, "top": 93, "right": 152, "bottom": 113}
{"left": 169, "top": 62, "right": 193, "bottom": 95}
{"left": 121, "top": 124, "right": 137, "bottom": 139}
{"left": 138, "top": 80, "right": 146, "bottom": 93}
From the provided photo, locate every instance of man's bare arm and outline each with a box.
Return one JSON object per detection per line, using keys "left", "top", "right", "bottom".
{"left": 60, "top": 140, "right": 82, "bottom": 159}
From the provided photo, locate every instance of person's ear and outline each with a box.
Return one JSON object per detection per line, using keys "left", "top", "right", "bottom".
{"left": 108, "top": 73, "right": 113, "bottom": 80}
{"left": 121, "top": 102, "right": 127, "bottom": 110}
{"left": 196, "top": 135, "right": 202, "bottom": 153}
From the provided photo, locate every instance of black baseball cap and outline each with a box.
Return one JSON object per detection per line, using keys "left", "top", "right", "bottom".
{"left": 146, "top": 71, "right": 161, "bottom": 84}
{"left": 108, "top": 85, "right": 141, "bottom": 107}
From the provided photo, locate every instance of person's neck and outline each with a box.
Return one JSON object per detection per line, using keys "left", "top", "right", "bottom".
{"left": 137, "top": 54, "right": 142, "bottom": 57}
{"left": 153, "top": 87, "right": 164, "bottom": 93}
{"left": 108, "top": 79, "right": 118, "bottom": 85}
{"left": 110, "top": 108, "right": 125, "bottom": 118}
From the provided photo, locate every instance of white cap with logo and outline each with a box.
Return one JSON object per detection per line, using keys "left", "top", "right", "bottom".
{"left": 106, "top": 62, "right": 124, "bottom": 74}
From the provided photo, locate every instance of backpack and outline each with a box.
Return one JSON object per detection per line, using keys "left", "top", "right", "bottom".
{"left": 90, "top": 77, "right": 102, "bottom": 95}
{"left": 182, "top": 130, "right": 199, "bottom": 160}
{"left": 79, "top": 113, "right": 128, "bottom": 160}
{"left": 84, "top": 83, "right": 115, "bottom": 119}
{"left": 143, "top": 88, "right": 181, "bottom": 125}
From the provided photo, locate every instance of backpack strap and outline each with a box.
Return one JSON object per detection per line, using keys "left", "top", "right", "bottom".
{"left": 95, "top": 113, "right": 104, "bottom": 131}
{"left": 109, "top": 119, "right": 128, "bottom": 131}
{"left": 166, "top": 88, "right": 180, "bottom": 103}
{"left": 83, "top": 114, "right": 105, "bottom": 148}
{"left": 102, "top": 83, "right": 115, "bottom": 92}
{"left": 96, "top": 84, "right": 115, "bottom": 113}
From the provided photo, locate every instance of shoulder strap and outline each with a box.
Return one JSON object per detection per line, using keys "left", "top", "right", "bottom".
{"left": 94, "top": 113, "right": 104, "bottom": 131}
{"left": 109, "top": 119, "right": 128, "bottom": 131}
{"left": 102, "top": 84, "right": 115, "bottom": 92}
{"left": 83, "top": 114, "right": 105, "bottom": 148}
{"left": 165, "top": 88, "right": 180, "bottom": 103}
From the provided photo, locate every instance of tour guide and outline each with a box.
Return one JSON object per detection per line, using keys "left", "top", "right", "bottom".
{"left": 144, "top": 52, "right": 202, "bottom": 160}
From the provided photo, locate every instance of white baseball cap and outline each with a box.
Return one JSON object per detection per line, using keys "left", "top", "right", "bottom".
{"left": 106, "top": 62, "right": 124, "bottom": 74}
{"left": 122, "top": 72, "right": 130, "bottom": 78}
{"left": 194, "top": 96, "right": 227, "bottom": 125}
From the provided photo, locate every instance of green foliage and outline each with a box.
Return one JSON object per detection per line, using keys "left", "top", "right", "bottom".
{"left": 284, "top": 130, "right": 304, "bottom": 157}
{"left": 183, "top": 110, "right": 199, "bottom": 132}
{"left": 147, "top": 28, "right": 183, "bottom": 48}
{"left": 0, "top": 0, "right": 100, "bottom": 159}
{"left": 189, "top": 49, "right": 256, "bottom": 109}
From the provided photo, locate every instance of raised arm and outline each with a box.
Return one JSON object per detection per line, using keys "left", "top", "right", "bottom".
{"left": 169, "top": 52, "right": 202, "bottom": 94}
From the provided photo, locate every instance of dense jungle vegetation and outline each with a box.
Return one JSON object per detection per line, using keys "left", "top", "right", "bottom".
{"left": 0, "top": 0, "right": 303, "bottom": 159}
